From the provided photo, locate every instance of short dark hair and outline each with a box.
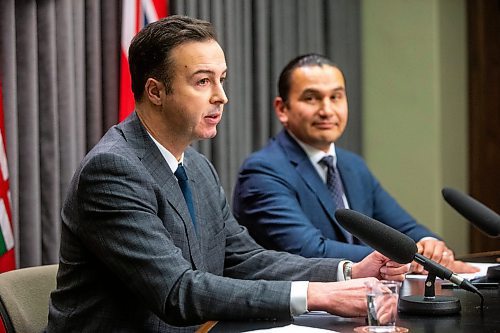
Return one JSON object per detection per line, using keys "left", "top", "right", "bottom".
{"left": 278, "top": 53, "right": 339, "bottom": 103}
{"left": 129, "top": 15, "right": 217, "bottom": 100}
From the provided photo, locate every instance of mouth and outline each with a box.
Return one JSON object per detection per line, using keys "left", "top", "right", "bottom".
{"left": 204, "top": 112, "right": 222, "bottom": 124}
{"left": 313, "top": 121, "right": 338, "bottom": 129}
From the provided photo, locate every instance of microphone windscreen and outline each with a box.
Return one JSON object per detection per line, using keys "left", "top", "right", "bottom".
{"left": 335, "top": 209, "right": 417, "bottom": 264}
{"left": 442, "top": 187, "right": 500, "bottom": 237}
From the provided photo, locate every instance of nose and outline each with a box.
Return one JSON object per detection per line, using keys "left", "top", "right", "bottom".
{"left": 211, "top": 82, "right": 228, "bottom": 105}
{"left": 318, "top": 98, "right": 335, "bottom": 116}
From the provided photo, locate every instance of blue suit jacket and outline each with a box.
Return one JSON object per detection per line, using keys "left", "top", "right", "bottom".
{"left": 233, "top": 130, "right": 437, "bottom": 262}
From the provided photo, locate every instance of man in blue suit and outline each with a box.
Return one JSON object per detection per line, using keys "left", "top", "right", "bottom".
{"left": 233, "top": 54, "right": 477, "bottom": 273}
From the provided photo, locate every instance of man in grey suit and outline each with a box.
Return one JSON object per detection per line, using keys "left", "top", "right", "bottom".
{"left": 46, "top": 15, "right": 409, "bottom": 332}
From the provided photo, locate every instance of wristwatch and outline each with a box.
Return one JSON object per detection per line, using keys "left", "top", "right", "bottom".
{"left": 343, "top": 261, "right": 352, "bottom": 280}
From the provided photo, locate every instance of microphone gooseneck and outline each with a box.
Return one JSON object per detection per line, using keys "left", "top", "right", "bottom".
{"left": 414, "top": 253, "right": 481, "bottom": 296}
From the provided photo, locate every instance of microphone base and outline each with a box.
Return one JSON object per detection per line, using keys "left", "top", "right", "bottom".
{"left": 486, "top": 265, "right": 500, "bottom": 281}
{"left": 398, "top": 295, "right": 461, "bottom": 315}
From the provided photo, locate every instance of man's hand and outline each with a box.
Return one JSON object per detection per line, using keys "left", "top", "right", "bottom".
{"left": 351, "top": 251, "right": 410, "bottom": 281}
{"left": 411, "top": 239, "right": 480, "bottom": 274}
{"left": 307, "top": 278, "right": 377, "bottom": 317}
{"left": 448, "top": 260, "right": 481, "bottom": 273}
{"left": 306, "top": 252, "right": 409, "bottom": 317}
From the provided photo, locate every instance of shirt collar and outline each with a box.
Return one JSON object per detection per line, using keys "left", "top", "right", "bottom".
{"left": 147, "top": 132, "right": 183, "bottom": 173}
{"left": 286, "top": 130, "right": 337, "bottom": 166}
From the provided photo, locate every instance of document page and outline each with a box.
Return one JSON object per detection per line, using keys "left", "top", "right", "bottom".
{"left": 242, "top": 324, "right": 339, "bottom": 333}
{"left": 406, "top": 262, "right": 495, "bottom": 280}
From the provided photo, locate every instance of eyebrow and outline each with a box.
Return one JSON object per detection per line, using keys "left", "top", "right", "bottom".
{"left": 192, "top": 68, "right": 227, "bottom": 77}
{"left": 301, "top": 86, "right": 345, "bottom": 94}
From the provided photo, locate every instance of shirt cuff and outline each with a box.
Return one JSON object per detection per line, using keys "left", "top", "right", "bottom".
{"left": 290, "top": 261, "right": 351, "bottom": 316}
{"left": 419, "top": 236, "right": 437, "bottom": 241}
{"left": 290, "top": 281, "right": 309, "bottom": 316}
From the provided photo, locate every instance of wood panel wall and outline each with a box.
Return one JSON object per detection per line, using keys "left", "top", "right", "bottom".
{"left": 467, "top": 0, "right": 500, "bottom": 252}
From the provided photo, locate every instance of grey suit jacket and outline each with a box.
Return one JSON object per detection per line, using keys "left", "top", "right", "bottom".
{"left": 47, "top": 112, "right": 341, "bottom": 332}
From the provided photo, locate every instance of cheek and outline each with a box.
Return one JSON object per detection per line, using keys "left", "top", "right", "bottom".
{"left": 297, "top": 108, "right": 315, "bottom": 122}
{"left": 339, "top": 105, "right": 348, "bottom": 122}
{"left": 293, "top": 113, "right": 311, "bottom": 128}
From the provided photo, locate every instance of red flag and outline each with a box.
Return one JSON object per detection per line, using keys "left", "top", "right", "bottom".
{"left": 119, "top": 0, "right": 168, "bottom": 122}
{"left": 0, "top": 80, "right": 15, "bottom": 273}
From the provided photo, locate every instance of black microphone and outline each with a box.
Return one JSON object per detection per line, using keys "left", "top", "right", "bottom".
{"left": 334, "top": 208, "right": 479, "bottom": 295}
{"left": 442, "top": 187, "right": 500, "bottom": 282}
{"left": 442, "top": 187, "right": 500, "bottom": 237}
{"left": 334, "top": 209, "right": 483, "bottom": 313}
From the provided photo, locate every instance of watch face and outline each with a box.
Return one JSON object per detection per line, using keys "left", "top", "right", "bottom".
{"left": 344, "top": 262, "right": 352, "bottom": 280}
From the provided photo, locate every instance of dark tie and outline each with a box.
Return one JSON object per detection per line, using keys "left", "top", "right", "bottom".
{"left": 319, "top": 155, "right": 353, "bottom": 243}
{"left": 174, "top": 163, "right": 196, "bottom": 230}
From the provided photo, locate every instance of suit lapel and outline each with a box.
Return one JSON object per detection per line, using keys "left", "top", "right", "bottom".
{"left": 118, "top": 112, "right": 203, "bottom": 269}
{"left": 180, "top": 150, "right": 207, "bottom": 271}
{"left": 336, "top": 149, "right": 362, "bottom": 212}
{"left": 277, "top": 130, "right": 353, "bottom": 243}
{"left": 335, "top": 149, "right": 367, "bottom": 245}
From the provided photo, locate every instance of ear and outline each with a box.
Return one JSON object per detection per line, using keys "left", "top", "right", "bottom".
{"left": 144, "top": 78, "right": 163, "bottom": 106}
{"left": 274, "top": 97, "right": 289, "bottom": 126}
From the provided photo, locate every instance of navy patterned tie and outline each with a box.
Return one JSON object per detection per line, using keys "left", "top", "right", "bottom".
{"left": 319, "top": 155, "right": 353, "bottom": 243}
{"left": 174, "top": 163, "right": 196, "bottom": 230}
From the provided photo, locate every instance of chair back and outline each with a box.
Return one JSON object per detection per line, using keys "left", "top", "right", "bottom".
{"left": 0, "top": 264, "right": 58, "bottom": 333}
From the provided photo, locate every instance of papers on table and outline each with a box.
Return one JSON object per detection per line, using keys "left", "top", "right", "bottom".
{"left": 242, "top": 324, "right": 339, "bottom": 333}
{"left": 406, "top": 262, "right": 495, "bottom": 280}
